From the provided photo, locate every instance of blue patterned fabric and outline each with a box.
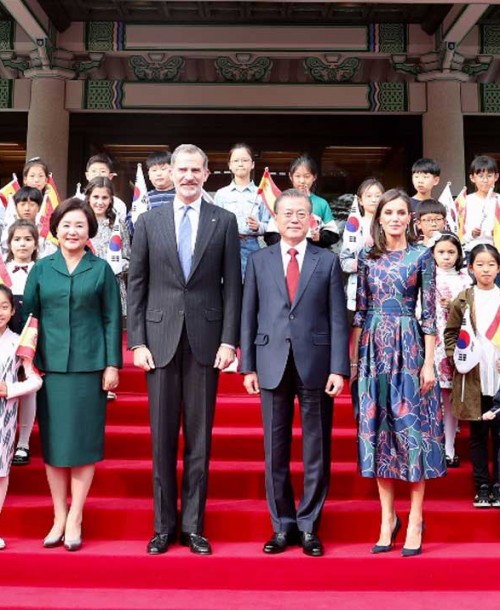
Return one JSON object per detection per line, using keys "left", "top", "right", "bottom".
{"left": 353, "top": 244, "right": 446, "bottom": 482}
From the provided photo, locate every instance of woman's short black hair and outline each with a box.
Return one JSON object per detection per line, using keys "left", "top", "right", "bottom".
{"left": 50, "top": 197, "right": 98, "bottom": 239}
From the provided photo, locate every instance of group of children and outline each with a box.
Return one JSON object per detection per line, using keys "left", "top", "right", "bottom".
{"left": 0, "top": 147, "right": 499, "bottom": 551}
{"left": 341, "top": 154, "right": 500, "bottom": 508}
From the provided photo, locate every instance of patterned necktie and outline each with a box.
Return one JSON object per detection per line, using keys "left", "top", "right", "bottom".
{"left": 12, "top": 265, "right": 29, "bottom": 273}
{"left": 286, "top": 248, "right": 300, "bottom": 303}
{"left": 178, "top": 205, "right": 192, "bottom": 280}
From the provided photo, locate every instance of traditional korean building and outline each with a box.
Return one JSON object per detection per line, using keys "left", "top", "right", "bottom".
{"left": 0, "top": 1, "right": 499, "bottom": 200}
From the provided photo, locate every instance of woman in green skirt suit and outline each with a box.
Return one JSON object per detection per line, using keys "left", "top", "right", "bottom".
{"left": 23, "top": 198, "right": 122, "bottom": 551}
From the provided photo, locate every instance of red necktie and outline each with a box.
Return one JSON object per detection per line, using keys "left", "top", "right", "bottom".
{"left": 286, "top": 248, "right": 300, "bottom": 303}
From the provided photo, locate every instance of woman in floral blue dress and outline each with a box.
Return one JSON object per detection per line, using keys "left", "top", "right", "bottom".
{"left": 351, "top": 189, "right": 445, "bottom": 557}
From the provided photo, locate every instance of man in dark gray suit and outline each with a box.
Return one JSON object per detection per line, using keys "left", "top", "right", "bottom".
{"left": 128, "top": 144, "right": 241, "bottom": 555}
{"left": 240, "top": 188, "right": 349, "bottom": 557}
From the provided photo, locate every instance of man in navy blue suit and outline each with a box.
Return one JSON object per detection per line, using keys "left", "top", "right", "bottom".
{"left": 240, "top": 188, "right": 349, "bottom": 557}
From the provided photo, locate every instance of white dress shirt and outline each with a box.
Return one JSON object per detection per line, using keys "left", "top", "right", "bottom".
{"left": 6, "top": 260, "right": 34, "bottom": 296}
{"left": 174, "top": 196, "right": 201, "bottom": 253}
{"left": 279, "top": 238, "right": 308, "bottom": 275}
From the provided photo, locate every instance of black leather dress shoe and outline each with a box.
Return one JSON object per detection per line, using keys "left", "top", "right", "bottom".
{"left": 300, "top": 532, "right": 324, "bottom": 557}
{"left": 180, "top": 532, "right": 212, "bottom": 555}
{"left": 147, "top": 533, "right": 174, "bottom": 555}
{"left": 263, "top": 531, "right": 295, "bottom": 554}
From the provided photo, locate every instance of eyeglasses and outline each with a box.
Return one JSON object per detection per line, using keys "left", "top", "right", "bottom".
{"left": 420, "top": 217, "right": 445, "bottom": 225}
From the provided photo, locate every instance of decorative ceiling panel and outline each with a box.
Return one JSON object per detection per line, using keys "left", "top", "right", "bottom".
{"left": 37, "top": 2, "right": 450, "bottom": 33}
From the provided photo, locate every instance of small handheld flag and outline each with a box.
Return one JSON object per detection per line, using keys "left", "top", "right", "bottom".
{"left": 486, "top": 305, "right": 500, "bottom": 348}
{"left": 107, "top": 223, "right": 124, "bottom": 275}
{"left": 0, "top": 174, "right": 20, "bottom": 208}
{"left": 256, "top": 167, "right": 281, "bottom": 217}
{"left": 16, "top": 315, "right": 38, "bottom": 361}
{"left": 438, "top": 182, "right": 458, "bottom": 235}
{"left": 455, "top": 187, "right": 467, "bottom": 241}
{"left": 130, "top": 163, "right": 149, "bottom": 226}
{"left": 342, "top": 195, "right": 363, "bottom": 253}
{"left": 493, "top": 193, "right": 500, "bottom": 253}
{"left": 38, "top": 174, "right": 61, "bottom": 245}
{"left": 454, "top": 306, "right": 481, "bottom": 374}
{"left": 0, "top": 257, "right": 12, "bottom": 288}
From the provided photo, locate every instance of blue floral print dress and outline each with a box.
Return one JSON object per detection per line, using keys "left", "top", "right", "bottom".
{"left": 353, "top": 244, "right": 446, "bottom": 482}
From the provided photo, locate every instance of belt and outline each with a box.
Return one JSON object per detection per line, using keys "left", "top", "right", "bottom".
{"left": 367, "top": 304, "right": 414, "bottom": 316}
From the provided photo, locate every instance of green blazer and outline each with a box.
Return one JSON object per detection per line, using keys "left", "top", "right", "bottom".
{"left": 23, "top": 249, "right": 123, "bottom": 373}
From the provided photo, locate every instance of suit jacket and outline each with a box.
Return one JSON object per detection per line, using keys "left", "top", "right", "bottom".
{"left": 23, "top": 249, "right": 123, "bottom": 373}
{"left": 127, "top": 200, "right": 241, "bottom": 367}
{"left": 240, "top": 242, "right": 349, "bottom": 389}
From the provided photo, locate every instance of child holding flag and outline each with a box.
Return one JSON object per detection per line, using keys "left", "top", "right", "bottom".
{"left": 445, "top": 243, "right": 500, "bottom": 507}
{"left": 0, "top": 286, "right": 42, "bottom": 547}
{"left": 340, "top": 178, "right": 384, "bottom": 316}
{"left": 430, "top": 232, "right": 471, "bottom": 468}
{"left": 462, "top": 156, "right": 499, "bottom": 256}
{"left": 84, "top": 177, "right": 130, "bottom": 318}
{"left": 215, "top": 143, "right": 270, "bottom": 278}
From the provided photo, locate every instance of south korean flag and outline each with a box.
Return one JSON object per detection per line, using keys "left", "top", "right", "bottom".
{"left": 107, "top": 223, "right": 123, "bottom": 275}
{"left": 453, "top": 306, "right": 481, "bottom": 374}
{"left": 342, "top": 195, "right": 363, "bottom": 253}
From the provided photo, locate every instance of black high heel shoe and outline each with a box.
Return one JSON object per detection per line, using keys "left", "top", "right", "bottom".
{"left": 402, "top": 521, "right": 425, "bottom": 557}
{"left": 371, "top": 514, "right": 402, "bottom": 554}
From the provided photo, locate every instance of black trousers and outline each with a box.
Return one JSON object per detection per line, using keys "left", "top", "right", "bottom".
{"left": 260, "top": 351, "right": 333, "bottom": 534}
{"left": 146, "top": 327, "right": 219, "bottom": 535}
{"left": 469, "top": 395, "right": 500, "bottom": 491}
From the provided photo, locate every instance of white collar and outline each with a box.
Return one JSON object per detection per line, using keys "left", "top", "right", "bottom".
{"left": 174, "top": 196, "right": 202, "bottom": 213}
{"left": 280, "top": 238, "right": 308, "bottom": 258}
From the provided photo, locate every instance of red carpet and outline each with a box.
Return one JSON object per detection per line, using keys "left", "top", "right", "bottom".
{"left": 2, "top": 343, "right": 500, "bottom": 608}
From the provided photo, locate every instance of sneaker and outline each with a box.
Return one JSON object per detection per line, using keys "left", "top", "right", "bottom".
{"left": 473, "top": 484, "right": 491, "bottom": 508}
{"left": 12, "top": 446, "right": 30, "bottom": 466}
{"left": 490, "top": 484, "right": 500, "bottom": 508}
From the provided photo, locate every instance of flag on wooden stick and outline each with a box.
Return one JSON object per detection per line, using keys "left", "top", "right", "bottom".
{"left": 0, "top": 174, "right": 20, "bottom": 208}
{"left": 455, "top": 187, "right": 467, "bottom": 241}
{"left": 342, "top": 195, "right": 363, "bottom": 253}
{"left": 256, "top": 167, "right": 281, "bottom": 217}
{"left": 130, "top": 163, "right": 149, "bottom": 226}
{"left": 438, "top": 182, "right": 459, "bottom": 235}
{"left": 107, "top": 223, "right": 124, "bottom": 274}
{"left": 16, "top": 314, "right": 38, "bottom": 361}
{"left": 0, "top": 257, "right": 12, "bottom": 288}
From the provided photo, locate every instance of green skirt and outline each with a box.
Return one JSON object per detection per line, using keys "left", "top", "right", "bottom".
{"left": 38, "top": 371, "right": 107, "bottom": 467}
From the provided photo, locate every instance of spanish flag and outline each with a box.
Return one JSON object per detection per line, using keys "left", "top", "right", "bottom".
{"left": 493, "top": 194, "right": 500, "bottom": 253}
{"left": 16, "top": 314, "right": 38, "bottom": 360}
{"left": 39, "top": 174, "right": 61, "bottom": 245}
{"left": 0, "top": 257, "right": 12, "bottom": 288}
{"left": 455, "top": 187, "right": 467, "bottom": 241}
{"left": 0, "top": 174, "right": 20, "bottom": 208}
{"left": 486, "top": 305, "right": 500, "bottom": 348}
{"left": 257, "top": 167, "right": 281, "bottom": 217}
